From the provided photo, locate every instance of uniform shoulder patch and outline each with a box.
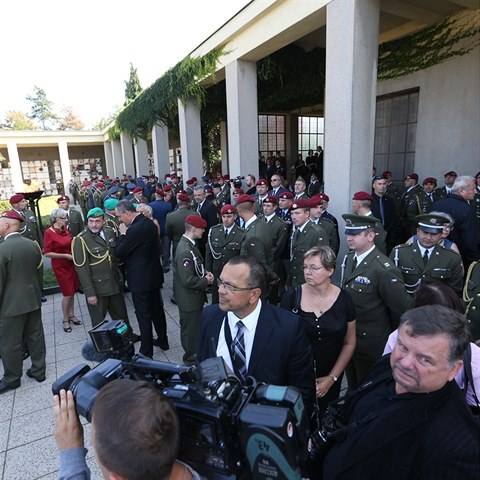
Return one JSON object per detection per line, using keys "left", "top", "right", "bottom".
{"left": 182, "top": 258, "right": 191, "bottom": 268}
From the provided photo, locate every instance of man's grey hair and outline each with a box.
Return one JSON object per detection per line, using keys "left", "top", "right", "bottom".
{"left": 116, "top": 200, "right": 136, "bottom": 214}
{"left": 50, "top": 208, "right": 68, "bottom": 224}
{"left": 452, "top": 175, "right": 474, "bottom": 193}
{"left": 193, "top": 186, "right": 205, "bottom": 194}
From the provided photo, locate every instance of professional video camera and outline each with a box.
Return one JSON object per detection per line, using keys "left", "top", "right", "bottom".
{"left": 53, "top": 320, "right": 311, "bottom": 480}
{"left": 229, "top": 175, "right": 245, "bottom": 188}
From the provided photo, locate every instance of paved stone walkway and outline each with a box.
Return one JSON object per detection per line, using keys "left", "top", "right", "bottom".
{"left": 0, "top": 271, "right": 182, "bottom": 480}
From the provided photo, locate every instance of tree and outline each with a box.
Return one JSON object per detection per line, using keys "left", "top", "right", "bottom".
{"left": 124, "top": 63, "right": 143, "bottom": 106}
{"left": 26, "top": 85, "right": 58, "bottom": 130}
{"left": 58, "top": 106, "right": 85, "bottom": 131}
{"left": 1, "top": 111, "right": 38, "bottom": 130}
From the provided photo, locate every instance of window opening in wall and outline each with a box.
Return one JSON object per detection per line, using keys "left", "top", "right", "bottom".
{"left": 258, "top": 114, "right": 286, "bottom": 159}
{"left": 298, "top": 116, "right": 324, "bottom": 160}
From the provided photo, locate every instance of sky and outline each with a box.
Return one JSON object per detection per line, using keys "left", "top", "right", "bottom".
{"left": 0, "top": 0, "right": 250, "bottom": 129}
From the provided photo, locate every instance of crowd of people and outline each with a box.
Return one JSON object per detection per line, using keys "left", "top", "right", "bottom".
{"left": 0, "top": 161, "right": 479, "bottom": 478}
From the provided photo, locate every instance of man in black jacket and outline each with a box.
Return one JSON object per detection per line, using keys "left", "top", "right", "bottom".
{"left": 115, "top": 200, "right": 168, "bottom": 357}
{"left": 323, "top": 305, "right": 479, "bottom": 480}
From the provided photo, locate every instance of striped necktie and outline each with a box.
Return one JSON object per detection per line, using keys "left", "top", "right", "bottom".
{"left": 232, "top": 321, "right": 247, "bottom": 380}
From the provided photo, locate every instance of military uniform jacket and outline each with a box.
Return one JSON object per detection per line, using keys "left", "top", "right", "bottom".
{"left": 205, "top": 224, "right": 245, "bottom": 276}
{"left": 288, "top": 221, "right": 327, "bottom": 286}
{"left": 240, "top": 217, "right": 279, "bottom": 283}
{"left": 72, "top": 226, "right": 123, "bottom": 298}
{"left": 0, "top": 233, "right": 43, "bottom": 316}
{"left": 67, "top": 208, "right": 84, "bottom": 237}
{"left": 265, "top": 215, "right": 288, "bottom": 262}
{"left": 104, "top": 213, "right": 120, "bottom": 237}
{"left": 315, "top": 217, "right": 339, "bottom": 255}
{"left": 14, "top": 208, "right": 43, "bottom": 247}
{"left": 407, "top": 189, "right": 441, "bottom": 218}
{"left": 165, "top": 208, "right": 194, "bottom": 258}
{"left": 390, "top": 243, "right": 464, "bottom": 295}
{"left": 464, "top": 260, "right": 480, "bottom": 341}
{"left": 175, "top": 236, "right": 209, "bottom": 312}
{"left": 342, "top": 248, "right": 409, "bottom": 338}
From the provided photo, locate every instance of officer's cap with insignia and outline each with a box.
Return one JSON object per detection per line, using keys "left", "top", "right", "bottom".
{"left": 416, "top": 213, "right": 450, "bottom": 234}
{"left": 104, "top": 199, "right": 119, "bottom": 211}
{"left": 342, "top": 214, "right": 377, "bottom": 235}
{"left": 290, "top": 199, "right": 310, "bottom": 211}
{"left": 87, "top": 208, "right": 104, "bottom": 219}
{"left": 220, "top": 204, "right": 236, "bottom": 215}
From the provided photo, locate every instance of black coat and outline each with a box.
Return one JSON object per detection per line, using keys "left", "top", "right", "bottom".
{"left": 198, "top": 302, "right": 315, "bottom": 412}
{"left": 323, "top": 355, "right": 480, "bottom": 480}
{"left": 115, "top": 214, "right": 163, "bottom": 292}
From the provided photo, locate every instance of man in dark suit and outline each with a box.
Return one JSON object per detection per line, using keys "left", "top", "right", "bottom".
{"left": 268, "top": 174, "right": 287, "bottom": 198}
{"left": 197, "top": 256, "right": 315, "bottom": 412}
{"left": 115, "top": 200, "right": 168, "bottom": 357}
{"left": 323, "top": 305, "right": 479, "bottom": 479}
{"left": 193, "top": 186, "right": 219, "bottom": 260}
{"left": 150, "top": 189, "right": 173, "bottom": 272}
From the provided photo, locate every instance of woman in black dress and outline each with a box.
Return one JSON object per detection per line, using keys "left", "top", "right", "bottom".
{"left": 280, "top": 246, "right": 356, "bottom": 420}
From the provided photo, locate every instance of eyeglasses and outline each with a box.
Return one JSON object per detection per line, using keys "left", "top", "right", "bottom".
{"left": 301, "top": 265, "right": 325, "bottom": 272}
{"left": 217, "top": 278, "right": 259, "bottom": 292}
{"left": 58, "top": 216, "right": 68, "bottom": 220}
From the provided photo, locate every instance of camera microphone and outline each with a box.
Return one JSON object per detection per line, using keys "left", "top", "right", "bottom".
{"left": 81, "top": 340, "right": 109, "bottom": 362}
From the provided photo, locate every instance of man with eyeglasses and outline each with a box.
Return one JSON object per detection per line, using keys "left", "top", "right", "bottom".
{"left": 197, "top": 255, "right": 315, "bottom": 413}
{"left": 268, "top": 174, "right": 287, "bottom": 198}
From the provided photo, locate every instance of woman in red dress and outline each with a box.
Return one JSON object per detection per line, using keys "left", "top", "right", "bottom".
{"left": 43, "top": 208, "right": 81, "bottom": 332}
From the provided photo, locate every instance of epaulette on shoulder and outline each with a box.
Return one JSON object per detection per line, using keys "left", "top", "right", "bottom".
{"left": 394, "top": 243, "right": 411, "bottom": 249}
{"left": 373, "top": 254, "right": 392, "bottom": 269}
{"left": 77, "top": 230, "right": 87, "bottom": 238}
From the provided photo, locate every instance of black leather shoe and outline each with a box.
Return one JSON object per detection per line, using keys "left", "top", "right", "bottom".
{"left": 153, "top": 337, "right": 169, "bottom": 351}
{"left": 26, "top": 369, "right": 46, "bottom": 383}
{"left": 41, "top": 296, "right": 47, "bottom": 303}
{"left": 0, "top": 380, "right": 20, "bottom": 395}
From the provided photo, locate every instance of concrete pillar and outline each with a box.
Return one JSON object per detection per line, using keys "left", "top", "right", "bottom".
{"left": 134, "top": 137, "right": 149, "bottom": 176}
{"left": 177, "top": 98, "right": 203, "bottom": 180}
{"left": 6, "top": 142, "right": 23, "bottom": 193}
{"left": 111, "top": 139, "right": 123, "bottom": 177}
{"left": 104, "top": 141, "right": 114, "bottom": 178}
{"left": 152, "top": 122, "right": 170, "bottom": 179}
{"left": 58, "top": 141, "right": 72, "bottom": 199}
{"left": 287, "top": 114, "right": 299, "bottom": 183}
{"left": 324, "top": 0, "right": 380, "bottom": 257}
{"left": 120, "top": 132, "right": 135, "bottom": 176}
{"left": 225, "top": 60, "right": 259, "bottom": 179}
{"left": 220, "top": 121, "right": 228, "bottom": 174}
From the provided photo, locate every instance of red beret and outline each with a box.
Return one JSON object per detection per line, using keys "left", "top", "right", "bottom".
{"left": 164, "top": 174, "right": 170, "bottom": 179}
{"left": 233, "top": 188, "right": 244, "bottom": 195}
{"left": 56, "top": 196, "right": 69, "bottom": 203}
{"left": 176, "top": 189, "right": 186, "bottom": 194}
{"left": 223, "top": 174, "right": 230, "bottom": 180}
{"left": 204, "top": 187, "right": 213, "bottom": 194}
{"left": 381, "top": 170, "right": 392, "bottom": 177}
{"left": 423, "top": 177, "right": 437, "bottom": 185}
{"left": 186, "top": 214, "right": 207, "bottom": 229}
{"left": 177, "top": 193, "right": 190, "bottom": 203}
{"left": 318, "top": 193, "right": 330, "bottom": 202}
{"left": 9, "top": 194, "right": 25, "bottom": 204}
{"left": 1, "top": 210, "right": 24, "bottom": 222}
{"left": 405, "top": 173, "right": 418, "bottom": 182}
{"left": 444, "top": 171, "right": 457, "bottom": 177}
{"left": 95, "top": 182, "right": 105, "bottom": 188}
{"left": 263, "top": 195, "right": 278, "bottom": 205}
{"left": 290, "top": 199, "right": 310, "bottom": 211}
{"left": 186, "top": 179, "right": 194, "bottom": 185}
{"left": 155, "top": 189, "right": 165, "bottom": 196}
{"left": 133, "top": 187, "right": 143, "bottom": 193}
{"left": 220, "top": 204, "right": 236, "bottom": 215}
{"left": 352, "top": 191, "right": 372, "bottom": 201}
{"left": 278, "top": 191, "right": 294, "bottom": 200}
{"left": 236, "top": 194, "right": 255, "bottom": 205}
{"left": 256, "top": 178, "right": 268, "bottom": 186}
{"left": 163, "top": 185, "right": 172, "bottom": 192}
{"left": 191, "top": 177, "right": 198, "bottom": 182}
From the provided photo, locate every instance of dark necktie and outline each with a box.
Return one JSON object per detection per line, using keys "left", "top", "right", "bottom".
{"left": 423, "top": 249, "right": 429, "bottom": 265}
{"left": 224, "top": 228, "right": 228, "bottom": 238}
{"left": 379, "top": 199, "right": 385, "bottom": 225}
{"left": 232, "top": 321, "right": 247, "bottom": 380}
{"left": 352, "top": 256, "right": 358, "bottom": 272}
{"left": 290, "top": 228, "right": 299, "bottom": 259}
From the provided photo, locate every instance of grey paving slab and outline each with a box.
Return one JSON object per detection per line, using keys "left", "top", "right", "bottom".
{"left": 0, "top": 420, "right": 9, "bottom": 453}
{"left": 0, "top": 391, "right": 15, "bottom": 423}
{"left": 12, "top": 383, "right": 54, "bottom": 417}
{"left": 8, "top": 406, "right": 53, "bottom": 449}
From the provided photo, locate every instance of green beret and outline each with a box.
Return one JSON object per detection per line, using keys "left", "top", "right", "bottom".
{"left": 103, "top": 198, "right": 119, "bottom": 211}
{"left": 87, "top": 207, "right": 104, "bottom": 219}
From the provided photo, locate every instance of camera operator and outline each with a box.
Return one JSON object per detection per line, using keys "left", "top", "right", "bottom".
{"left": 53, "top": 379, "right": 201, "bottom": 480}
{"left": 322, "top": 305, "right": 479, "bottom": 479}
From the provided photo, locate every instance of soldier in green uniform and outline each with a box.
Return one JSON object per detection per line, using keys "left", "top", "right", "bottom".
{"left": 206, "top": 204, "right": 245, "bottom": 304}
{"left": 464, "top": 260, "right": 480, "bottom": 342}
{"left": 309, "top": 194, "right": 339, "bottom": 255}
{"left": 9, "top": 193, "right": 43, "bottom": 247}
{"left": 397, "top": 173, "right": 423, "bottom": 243}
{"left": 236, "top": 195, "right": 279, "bottom": 287}
{"left": 103, "top": 198, "right": 121, "bottom": 237}
{"left": 287, "top": 199, "right": 327, "bottom": 287}
{"left": 72, "top": 208, "right": 132, "bottom": 329}
{"left": 165, "top": 194, "right": 193, "bottom": 259}
{"left": 175, "top": 215, "right": 214, "bottom": 365}
{"left": 78, "top": 182, "right": 90, "bottom": 219}
{"left": 341, "top": 214, "right": 410, "bottom": 389}
{"left": 57, "top": 195, "right": 84, "bottom": 237}
{"left": 0, "top": 210, "right": 46, "bottom": 394}
{"left": 406, "top": 177, "right": 442, "bottom": 218}
{"left": 253, "top": 178, "right": 269, "bottom": 216}
{"left": 391, "top": 213, "right": 464, "bottom": 296}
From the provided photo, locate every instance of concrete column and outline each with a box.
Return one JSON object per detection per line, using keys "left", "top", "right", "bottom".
{"left": 104, "top": 141, "right": 114, "bottom": 178}
{"left": 58, "top": 141, "right": 72, "bottom": 199}
{"left": 324, "top": 0, "right": 380, "bottom": 257}
{"left": 152, "top": 122, "right": 170, "bottom": 179}
{"left": 111, "top": 139, "right": 123, "bottom": 177}
{"left": 6, "top": 142, "right": 23, "bottom": 193}
{"left": 220, "top": 121, "right": 228, "bottom": 174}
{"left": 120, "top": 132, "right": 135, "bottom": 176}
{"left": 134, "top": 137, "right": 149, "bottom": 176}
{"left": 225, "top": 60, "right": 259, "bottom": 179}
{"left": 287, "top": 114, "right": 299, "bottom": 182}
{"left": 177, "top": 98, "right": 203, "bottom": 181}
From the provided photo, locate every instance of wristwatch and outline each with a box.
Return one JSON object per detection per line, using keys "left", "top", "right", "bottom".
{"left": 329, "top": 373, "right": 338, "bottom": 382}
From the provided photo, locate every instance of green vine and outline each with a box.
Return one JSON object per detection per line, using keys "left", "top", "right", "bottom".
{"left": 378, "top": 10, "right": 480, "bottom": 80}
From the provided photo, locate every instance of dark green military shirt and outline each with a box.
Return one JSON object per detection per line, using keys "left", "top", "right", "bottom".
{"left": 205, "top": 224, "right": 244, "bottom": 277}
